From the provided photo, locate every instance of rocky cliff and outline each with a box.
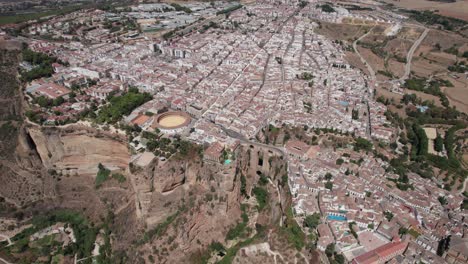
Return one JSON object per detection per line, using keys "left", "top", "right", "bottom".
{"left": 27, "top": 125, "right": 130, "bottom": 175}
{"left": 0, "top": 45, "right": 53, "bottom": 208}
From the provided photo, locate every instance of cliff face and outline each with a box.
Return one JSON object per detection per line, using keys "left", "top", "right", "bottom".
{"left": 27, "top": 125, "right": 130, "bottom": 175}
{"left": 120, "top": 143, "right": 293, "bottom": 263}
{"left": 0, "top": 46, "right": 53, "bottom": 207}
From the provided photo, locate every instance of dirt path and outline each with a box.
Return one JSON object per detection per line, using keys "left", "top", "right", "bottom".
{"left": 458, "top": 177, "right": 467, "bottom": 195}
{"left": 242, "top": 242, "right": 287, "bottom": 264}
{"left": 401, "top": 28, "right": 429, "bottom": 81}
{"left": 0, "top": 257, "right": 13, "bottom": 264}
{"left": 0, "top": 234, "right": 12, "bottom": 246}
{"left": 268, "top": 178, "right": 283, "bottom": 227}
{"left": 353, "top": 28, "right": 376, "bottom": 81}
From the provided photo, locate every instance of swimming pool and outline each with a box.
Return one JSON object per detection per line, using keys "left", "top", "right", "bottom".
{"left": 224, "top": 159, "right": 232, "bottom": 165}
{"left": 327, "top": 215, "right": 347, "bottom": 221}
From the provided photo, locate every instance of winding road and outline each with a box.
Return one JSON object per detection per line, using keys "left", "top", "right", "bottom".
{"left": 400, "top": 28, "right": 429, "bottom": 82}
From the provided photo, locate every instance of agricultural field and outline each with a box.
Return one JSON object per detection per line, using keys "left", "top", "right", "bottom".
{"left": 382, "top": 0, "right": 468, "bottom": 21}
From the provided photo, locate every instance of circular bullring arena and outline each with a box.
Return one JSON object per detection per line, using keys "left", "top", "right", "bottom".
{"left": 153, "top": 111, "right": 191, "bottom": 133}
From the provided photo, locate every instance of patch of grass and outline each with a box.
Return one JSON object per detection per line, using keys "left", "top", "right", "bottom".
{"left": 218, "top": 236, "right": 257, "bottom": 264}
{"left": 95, "top": 163, "right": 111, "bottom": 188}
{"left": 354, "top": 137, "right": 373, "bottom": 152}
{"left": 139, "top": 211, "right": 180, "bottom": 245}
{"left": 252, "top": 186, "right": 268, "bottom": 211}
{"left": 226, "top": 204, "right": 249, "bottom": 241}
{"left": 0, "top": 122, "right": 17, "bottom": 141}
{"left": 112, "top": 173, "right": 126, "bottom": 183}
{"left": 11, "top": 210, "right": 97, "bottom": 259}
{"left": 281, "top": 207, "right": 305, "bottom": 250}
{"left": 0, "top": 6, "right": 82, "bottom": 25}
{"left": 408, "top": 228, "right": 420, "bottom": 238}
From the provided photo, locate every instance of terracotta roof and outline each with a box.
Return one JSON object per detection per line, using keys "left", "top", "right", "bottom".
{"left": 131, "top": 114, "right": 151, "bottom": 126}
{"left": 352, "top": 241, "right": 408, "bottom": 264}
{"left": 285, "top": 140, "right": 310, "bottom": 157}
{"left": 36, "top": 83, "right": 71, "bottom": 99}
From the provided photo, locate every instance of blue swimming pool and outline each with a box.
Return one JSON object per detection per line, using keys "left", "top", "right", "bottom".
{"left": 224, "top": 159, "right": 232, "bottom": 165}
{"left": 327, "top": 215, "right": 347, "bottom": 221}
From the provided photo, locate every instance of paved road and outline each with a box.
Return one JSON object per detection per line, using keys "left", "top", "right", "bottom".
{"left": 400, "top": 28, "right": 429, "bottom": 82}
{"left": 216, "top": 123, "right": 285, "bottom": 156}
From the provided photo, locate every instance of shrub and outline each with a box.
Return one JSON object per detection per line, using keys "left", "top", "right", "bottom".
{"left": 303, "top": 213, "right": 320, "bottom": 229}
{"left": 95, "top": 163, "right": 111, "bottom": 188}
{"left": 252, "top": 187, "right": 268, "bottom": 211}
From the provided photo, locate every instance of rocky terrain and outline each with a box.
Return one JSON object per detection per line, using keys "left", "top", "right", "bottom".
{"left": 27, "top": 125, "right": 130, "bottom": 175}
{"left": 0, "top": 44, "right": 53, "bottom": 208}
{"left": 120, "top": 143, "right": 309, "bottom": 263}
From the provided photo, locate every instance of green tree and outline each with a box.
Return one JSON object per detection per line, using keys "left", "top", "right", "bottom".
{"left": 325, "top": 243, "right": 335, "bottom": 258}
{"left": 335, "top": 254, "right": 345, "bottom": 264}
{"left": 438, "top": 196, "right": 447, "bottom": 205}
{"left": 303, "top": 213, "right": 321, "bottom": 229}
{"left": 36, "top": 96, "right": 50, "bottom": 107}
{"left": 354, "top": 137, "right": 373, "bottom": 152}
{"left": 325, "top": 181, "right": 333, "bottom": 191}
{"left": 97, "top": 90, "right": 152, "bottom": 123}
{"left": 384, "top": 211, "right": 394, "bottom": 221}
{"left": 352, "top": 109, "right": 359, "bottom": 120}
{"left": 252, "top": 187, "right": 268, "bottom": 210}
{"left": 434, "top": 134, "right": 444, "bottom": 152}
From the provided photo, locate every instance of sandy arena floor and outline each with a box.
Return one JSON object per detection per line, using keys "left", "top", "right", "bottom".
{"left": 158, "top": 115, "right": 187, "bottom": 127}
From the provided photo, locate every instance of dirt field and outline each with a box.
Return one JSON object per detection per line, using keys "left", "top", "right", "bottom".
{"left": 387, "top": 59, "right": 405, "bottom": 78}
{"left": 375, "top": 85, "right": 403, "bottom": 102}
{"left": 0, "top": 38, "right": 21, "bottom": 51}
{"left": 315, "top": 22, "right": 371, "bottom": 41}
{"left": 385, "top": 38, "right": 413, "bottom": 58}
{"left": 358, "top": 46, "right": 386, "bottom": 73}
{"left": 411, "top": 56, "right": 449, "bottom": 77}
{"left": 407, "top": 90, "right": 443, "bottom": 107}
{"left": 442, "top": 76, "right": 468, "bottom": 113}
{"left": 374, "top": 86, "right": 406, "bottom": 118}
{"left": 158, "top": 115, "right": 187, "bottom": 127}
{"left": 421, "top": 29, "right": 467, "bottom": 50}
{"left": 398, "top": 27, "right": 425, "bottom": 42}
{"left": 345, "top": 51, "right": 370, "bottom": 75}
{"left": 382, "top": 0, "right": 468, "bottom": 21}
